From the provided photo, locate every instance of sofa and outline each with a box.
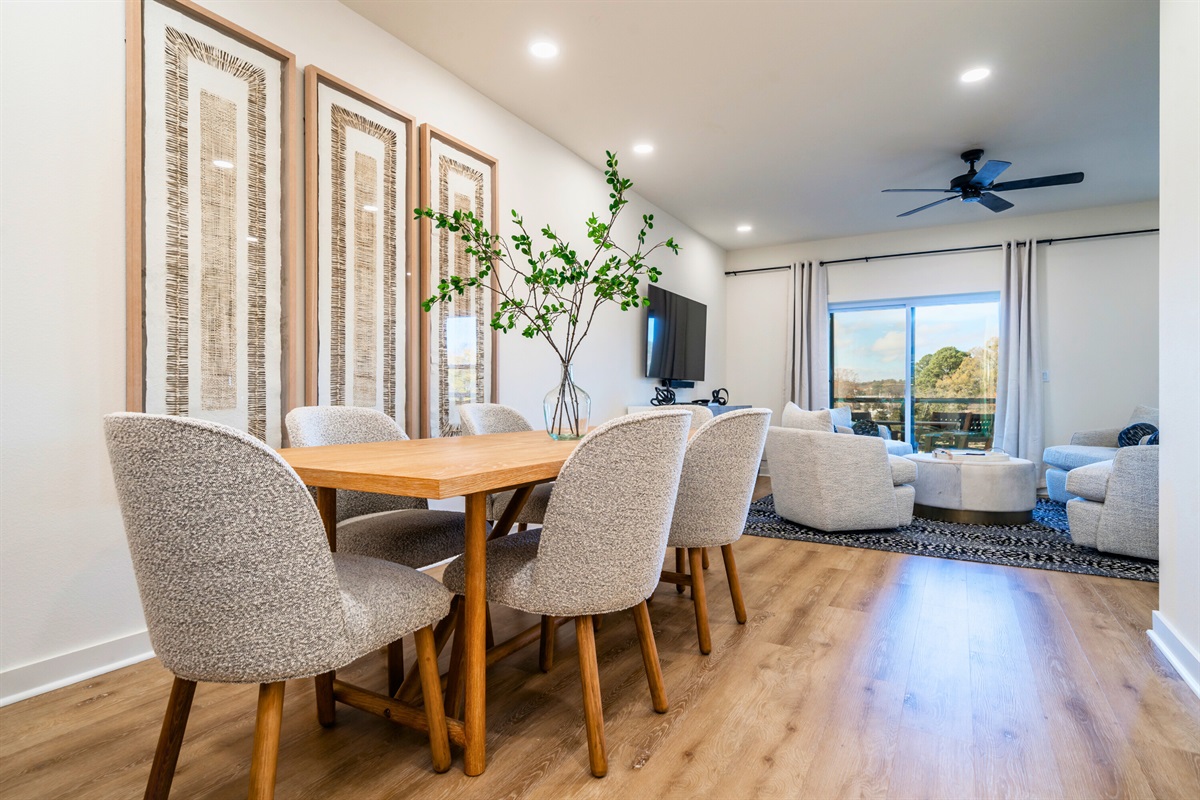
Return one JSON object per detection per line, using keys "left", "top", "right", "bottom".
{"left": 1064, "top": 445, "right": 1158, "bottom": 560}
{"left": 765, "top": 426, "right": 917, "bottom": 532}
{"left": 1043, "top": 405, "right": 1158, "bottom": 503}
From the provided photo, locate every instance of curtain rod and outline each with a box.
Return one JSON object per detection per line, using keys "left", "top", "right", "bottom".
{"left": 723, "top": 264, "right": 791, "bottom": 277}
{"left": 817, "top": 227, "right": 1159, "bottom": 267}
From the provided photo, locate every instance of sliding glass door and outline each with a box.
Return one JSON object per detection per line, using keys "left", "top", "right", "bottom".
{"left": 830, "top": 294, "right": 999, "bottom": 449}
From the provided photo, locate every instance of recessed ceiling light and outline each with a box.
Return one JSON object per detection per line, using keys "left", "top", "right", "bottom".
{"left": 633, "top": 143, "right": 654, "bottom": 155}
{"left": 212, "top": 159, "right": 234, "bottom": 169}
{"left": 736, "top": 224, "right": 752, "bottom": 233}
{"left": 960, "top": 67, "right": 990, "bottom": 83}
{"left": 529, "top": 41, "right": 558, "bottom": 59}
{"left": 362, "top": 204, "right": 378, "bottom": 212}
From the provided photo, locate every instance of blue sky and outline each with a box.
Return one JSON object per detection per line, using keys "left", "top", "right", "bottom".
{"left": 832, "top": 302, "right": 999, "bottom": 382}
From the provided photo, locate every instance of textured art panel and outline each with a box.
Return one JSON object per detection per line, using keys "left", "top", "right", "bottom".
{"left": 420, "top": 126, "right": 498, "bottom": 438}
{"left": 130, "top": 0, "right": 294, "bottom": 447}
{"left": 306, "top": 66, "right": 416, "bottom": 432}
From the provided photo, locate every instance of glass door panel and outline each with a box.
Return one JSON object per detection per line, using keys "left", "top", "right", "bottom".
{"left": 911, "top": 302, "right": 999, "bottom": 452}
{"left": 830, "top": 307, "right": 908, "bottom": 444}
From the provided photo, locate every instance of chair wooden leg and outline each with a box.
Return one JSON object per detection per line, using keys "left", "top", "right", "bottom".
{"left": 702, "top": 547, "right": 710, "bottom": 570}
{"left": 248, "top": 682, "right": 286, "bottom": 800}
{"left": 444, "top": 596, "right": 468, "bottom": 718}
{"left": 414, "top": 626, "right": 452, "bottom": 773}
{"left": 675, "top": 548, "right": 686, "bottom": 593}
{"left": 144, "top": 676, "right": 196, "bottom": 800}
{"left": 387, "top": 639, "right": 405, "bottom": 697}
{"left": 517, "top": 523, "right": 528, "bottom": 532}
{"left": 539, "top": 615, "right": 556, "bottom": 673}
{"left": 688, "top": 548, "right": 712, "bottom": 655}
{"left": 574, "top": 616, "right": 608, "bottom": 778}
{"left": 631, "top": 601, "right": 668, "bottom": 713}
{"left": 314, "top": 672, "right": 335, "bottom": 727}
{"left": 593, "top": 615, "right": 603, "bottom": 632}
{"left": 721, "top": 543, "right": 748, "bottom": 624}
{"left": 398, "top": 596, "right": 458, "bottom": 702}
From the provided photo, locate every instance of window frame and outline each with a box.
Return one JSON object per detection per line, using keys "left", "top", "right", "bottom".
{"left": 828, "top": 291, "right": 1001, "bottom": 444}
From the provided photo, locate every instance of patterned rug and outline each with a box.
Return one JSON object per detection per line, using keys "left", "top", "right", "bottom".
{"left": 744, "top": 495, "right": 1158, "bottom": 582}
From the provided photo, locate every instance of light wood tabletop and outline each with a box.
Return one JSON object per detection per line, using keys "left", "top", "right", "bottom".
{"left": 277, "top": 429, "right": 580, "bottom": 777}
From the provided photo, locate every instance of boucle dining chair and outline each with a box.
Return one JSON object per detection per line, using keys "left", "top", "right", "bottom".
{"left": 286, "top": 406, "right": 473, "bottom": 693}
{"left": 660, "top": 408, "right": 771, "bottom": 654}
{"left": 441, "top": 410, "right": 692, "bottom": 777}
{"left": 641, "top": 404, "right": 718, "bottom": 574}
{"left": 457, "top": 403, "right": 554, "bottom": 529}
{"left": 104, "top": 413, "right": 452, "bottom": 799}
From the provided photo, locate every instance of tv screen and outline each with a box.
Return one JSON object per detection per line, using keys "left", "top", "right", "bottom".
{"left": 645, "top": 285, "right": 707, "bottom": 381}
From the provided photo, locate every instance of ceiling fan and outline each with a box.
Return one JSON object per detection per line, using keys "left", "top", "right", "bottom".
{"left": 883, "top": 149, "right": 1084, "bottom": 218}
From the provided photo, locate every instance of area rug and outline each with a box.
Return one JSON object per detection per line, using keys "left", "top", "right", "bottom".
{"left": 744, "top": 495, "right": 1157, "bottom": 582}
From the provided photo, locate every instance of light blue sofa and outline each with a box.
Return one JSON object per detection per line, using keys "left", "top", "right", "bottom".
{"left": 1043, "top": 405, "right": 1158, "bottom": 503}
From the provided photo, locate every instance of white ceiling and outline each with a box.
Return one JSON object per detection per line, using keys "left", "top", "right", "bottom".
{"left": 341, "top": 0, "right": 1159, "bottom": 250}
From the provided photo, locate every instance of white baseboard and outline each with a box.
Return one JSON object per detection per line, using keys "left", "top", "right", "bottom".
{"left": 1148, "top": 611, "right": 1200, "bottom": 700}
{"left": 0, "top": 630, "right": 154, "bottom": 707}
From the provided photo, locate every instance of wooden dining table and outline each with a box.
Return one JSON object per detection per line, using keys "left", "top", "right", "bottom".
{"left": 278, "top": 430, "right": 580, "bottom": 776}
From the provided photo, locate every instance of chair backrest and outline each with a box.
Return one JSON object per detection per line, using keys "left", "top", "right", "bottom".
{"left": 637, "top": 405, "right": 714, "bottom": 430}
{"left": 284, "top": 406, "right": 426, "bottom": 520}
{"left": 534, "top": 410, "right": 691, "bottom": 614}
{"left": 458, "top": 403, "right": 533, "bottom": 435}
{"left": 670, "top": 408, "right": 772, "bottom": 547}
{"left": 104, "top": 413, "right": 349, "bottom": 683}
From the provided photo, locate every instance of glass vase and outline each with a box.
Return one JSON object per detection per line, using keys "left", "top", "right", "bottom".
{"left": 543, "top": 364, "right": 591, "bottom": 440}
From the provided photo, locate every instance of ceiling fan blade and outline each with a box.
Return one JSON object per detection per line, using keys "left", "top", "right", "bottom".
{"left": 882, "top": 188, "right": 957, "bottom": 193}
{"left": 991, "top": 172, "right": 1085, "bottom": 192}
{"left": 978, "top": 192, "right": 1015, "bottom": 213}
{"left": 897, "top": 195, "right": 959, "bottom": 218}
{"left": 969, "top": 160, "right": 1012, "bottom": 187}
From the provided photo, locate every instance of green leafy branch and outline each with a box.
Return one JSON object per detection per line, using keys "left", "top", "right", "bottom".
{"left": 415, "top": 151, "right": 680, "bottom": 367}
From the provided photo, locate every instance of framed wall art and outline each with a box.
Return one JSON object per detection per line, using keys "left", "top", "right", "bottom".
{"left": 418, "top": 125, "right": 499, "bottom": 438}
{"left": 126, "top": 0, "right": 297, "bottom": 447}
{"left": 305, "top": 66, "right": 418, "bottom": 433}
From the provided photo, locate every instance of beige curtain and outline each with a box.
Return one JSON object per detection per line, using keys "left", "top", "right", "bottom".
{"left": 785, "top": 261, "right": 830, "bottom": 410}
{"left": 994, "top": 240, "right": 1044, "bottom": 478}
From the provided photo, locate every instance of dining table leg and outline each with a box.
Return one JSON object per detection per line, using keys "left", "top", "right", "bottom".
{"left": 463, "top": 491, "right": 489, "bottom": 776}
{"left": 313, "top": 486, "right": 338, "bottom": 725}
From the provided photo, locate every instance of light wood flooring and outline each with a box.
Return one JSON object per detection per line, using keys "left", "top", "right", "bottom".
{"left": 3, "top": 480, "right": 1199, "bottom": 798}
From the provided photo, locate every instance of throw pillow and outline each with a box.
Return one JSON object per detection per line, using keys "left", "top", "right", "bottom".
{"left": 781, "top": 402, "right": 834, "bottom": 432}
{"left": 1146, "top": 430, "right": 1160, "bottom": 445}
{"left": 1118, "top": 422, "right": 1158, "bottom": 447}
{"left": 852, "top": 419, "right": 879, "bottom": 437}
{"left": 826, "top": 406, "right": 853, "bottom": 429}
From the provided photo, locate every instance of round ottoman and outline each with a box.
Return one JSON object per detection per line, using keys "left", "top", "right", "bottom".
{"left": 904, "top": 452, "right": 1037, "bottom": 524}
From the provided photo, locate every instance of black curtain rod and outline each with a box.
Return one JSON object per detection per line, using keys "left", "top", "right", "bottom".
{"left": 723, "top": 264, "right": 792, "bottom": 277}
{"left": 817, "top": 227, "right": 1159, "bottom": 267}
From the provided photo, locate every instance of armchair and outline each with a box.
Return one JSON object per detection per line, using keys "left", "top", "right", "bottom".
{"left": 1065, "top": 445, "right": 1158, "bottom": 560}
{"left": 765, "top": 427, "right": 917, "bottom": 532}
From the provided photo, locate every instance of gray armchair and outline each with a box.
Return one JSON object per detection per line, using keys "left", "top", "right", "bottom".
{"left": 1044, "top": 405, "right": 1158, "bottom": 502}
{"left": 1065, "top": 446, "right": 1158, "bottom": 560}
{"left": 766, "top": 426, "right": 917, "bottom": 531}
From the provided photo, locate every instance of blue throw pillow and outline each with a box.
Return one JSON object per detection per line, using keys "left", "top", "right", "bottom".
{"left": 852, "top": 419, "right": 878, "bottom": 437}
{"left": 1118, "top": 422, "right": 1157, "bottom": 447}
{"left": 1146, "top": 430, "right": 1159, "bottom": 445}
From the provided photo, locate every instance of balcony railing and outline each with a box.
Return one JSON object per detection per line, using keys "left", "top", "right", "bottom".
{"left": 832, "top": 396, "right": 996, "bottom": 451}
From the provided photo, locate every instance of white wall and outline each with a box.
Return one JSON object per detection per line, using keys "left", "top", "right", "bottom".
{"left": 1151, "top": 0, "right": 1200, "bottom": 698}
{"left": 725, "top": 201, "right": 1159, "bottom": 448}
{"left": 0, "top": 0, "right": 725, "bottom": 703}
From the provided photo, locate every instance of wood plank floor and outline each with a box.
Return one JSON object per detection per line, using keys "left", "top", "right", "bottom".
{"left": 3, "top": 481, "right": 1199, "bottom": 799}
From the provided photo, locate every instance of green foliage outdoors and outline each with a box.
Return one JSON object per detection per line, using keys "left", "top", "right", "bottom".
{"left": 415, "top": 151, "right": 681, "bottom": 368}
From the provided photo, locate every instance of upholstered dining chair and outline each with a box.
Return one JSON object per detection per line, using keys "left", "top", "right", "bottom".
{"left": 660, "top": 408, "right": 771, "bottom": 654}
{"left": 104, "top": 413, "right": 452, "bottom": 799}
{"left": 286, "top": 405, "right": 473, "bottom": 694}
{"left": 457, "top": 403, "right": 554, "bottom": 529}
{"left": 442, "top": 410, "right": 692, "bottom": 777}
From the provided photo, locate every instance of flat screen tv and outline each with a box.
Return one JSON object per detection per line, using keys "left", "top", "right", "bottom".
{"left": 645, "top": 285, "right": 706, "bottom": 382}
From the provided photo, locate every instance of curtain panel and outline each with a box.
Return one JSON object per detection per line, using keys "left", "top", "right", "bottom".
{"left": 786, "top": 261, "right": 830, "bottom": 411}
{"left": 994, "top": 240, "right": 1044, "bottom": 478}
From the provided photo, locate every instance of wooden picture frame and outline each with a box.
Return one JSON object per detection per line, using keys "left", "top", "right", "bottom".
{"left": 125, "top": 0, "right": 297, "bottom": 446}
{"left": 418, "top": 124, "right": 500, "bottom": 438}
{"left": 304, "top": 66, "right": 419, "bottom": 434}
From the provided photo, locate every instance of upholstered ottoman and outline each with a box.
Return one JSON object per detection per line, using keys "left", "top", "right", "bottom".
{"left": 904, "top": 452, "right": 1037, "bottom": 524}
